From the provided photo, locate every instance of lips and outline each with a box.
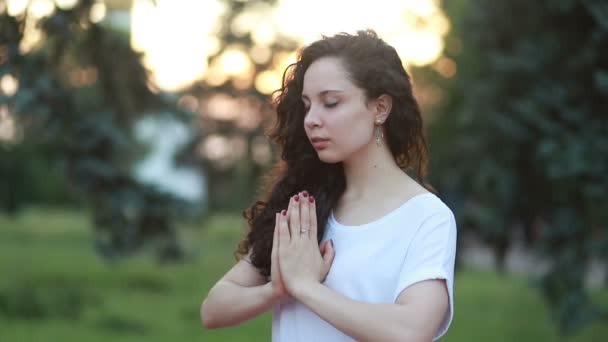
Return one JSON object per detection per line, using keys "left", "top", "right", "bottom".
{"left": 311, "top": 138, "right": 329, "bottom": 150}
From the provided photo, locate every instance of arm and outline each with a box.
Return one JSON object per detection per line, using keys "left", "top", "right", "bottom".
{"left": 278, "top": 192, "right": 455, "bottom": 340}
{"left": 293, "top": 278, "right": 449, "bottom": 342}
{"left": 201, "top": 253, "right": 278, "bottom": 329}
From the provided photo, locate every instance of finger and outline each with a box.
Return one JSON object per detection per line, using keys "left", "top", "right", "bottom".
{"left": 319, "top": 240, "right": 327, "bottom": 254}
{"left": 288, "top": 194, "right": 301, "bottom": 242}
{"left": 309, "top": 194, "right": 318, "bottom": 241}
{"left": 272, "top": 213, "right": 279, "bottom": 259}
{"left": 279, "top": 210, "right": 290, "bottom": 253}
{"left": 323, "top": 240, "right": 336, "bottom": 269}
{"left": 300, "top": 191, "right": 311, "bottom": 240}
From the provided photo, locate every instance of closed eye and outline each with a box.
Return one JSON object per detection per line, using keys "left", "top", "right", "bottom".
{"left": 303, "top": 102, "right": 338, "bottom": 112}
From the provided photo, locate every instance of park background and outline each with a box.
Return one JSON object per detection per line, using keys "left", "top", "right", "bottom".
{"left": 1, "top": 0, "right": 607, "bottom": 341}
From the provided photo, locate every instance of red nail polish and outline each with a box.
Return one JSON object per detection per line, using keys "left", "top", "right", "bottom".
{"left": 294, "top": 195, "right": 299, "bottom": 202}
{"left": 309, "top": 196, "right": 315, "bottom": 203}
{"left": 302, "top": 191, "right": 308, "bottom": 197}
{"left": 282, "top": 210, "right": 287, "bottom": 216}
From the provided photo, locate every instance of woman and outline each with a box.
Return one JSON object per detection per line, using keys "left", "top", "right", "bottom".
{"left": 201, "top": 29, "right": 457, "bottom": 341}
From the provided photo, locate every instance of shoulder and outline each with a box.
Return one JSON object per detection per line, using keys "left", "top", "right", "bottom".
{"left": 410, "top": 193, "right": 456, "bottom": 225}
{"left": 403, "top": 194, "right": 457, "bottom": 253}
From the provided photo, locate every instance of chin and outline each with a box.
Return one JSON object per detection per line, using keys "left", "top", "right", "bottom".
{"left": 317, "top": 151, "right": 344, "bottom": 164}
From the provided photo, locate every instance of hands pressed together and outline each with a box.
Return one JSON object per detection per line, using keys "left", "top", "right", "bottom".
{"left": 270, "top": 191, "right": 335, "bottom": 302}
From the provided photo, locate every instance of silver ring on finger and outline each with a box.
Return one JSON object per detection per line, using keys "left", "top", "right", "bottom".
{"left": 300, "top": 228, "right": 308, "bottom": 234}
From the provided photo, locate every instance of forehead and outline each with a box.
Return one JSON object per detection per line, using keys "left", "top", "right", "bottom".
{"left": 302, "top": 57, "right": 356, "bottom": 96}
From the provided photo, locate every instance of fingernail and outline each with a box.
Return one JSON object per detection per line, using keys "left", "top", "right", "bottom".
{"left": 302, "top": 191, "right": 308, "bottom": 197}
{"left": 294, "top": 195, "right": 299, "bottom": 202}
{"left": 309, "top": 196, "right": 315, "bottom": 203}
{"left": 282, "top": 210, "right": 287, "bottom": 216}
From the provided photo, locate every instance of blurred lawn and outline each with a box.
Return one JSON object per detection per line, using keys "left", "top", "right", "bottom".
{"left": 0, "top": 207, "right": 605, "bottom": 342}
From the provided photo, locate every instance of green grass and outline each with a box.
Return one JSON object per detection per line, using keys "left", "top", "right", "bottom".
{"left": 0, "top": 207, "right": 606, "bottom": 341}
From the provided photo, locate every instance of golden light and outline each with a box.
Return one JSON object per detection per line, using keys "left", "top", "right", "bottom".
{"left": 391, "top": 31, "right": 443, "bottom": 67}
{"left": 204, "top": 66, "right": 228, "bottom": 87}
{"left": 6, "top": 0, "right": 104, "bottom": 53}
{"left": 129, "top": 0, "right": 451, "bottom": 91}
{"left": 201, "top": 93, "right": 267, "bottom": 132}
{"left": 249, "top": 51, "right": 297, "bottom": 94}
{"left": 90, "top": 2, "right": 106, "bottom": 23}
{"left": 234, "top": 96, "right": 266, "bottom": 131}
{"left": 433, "top": 56, "right": 457, "bottom": 78}
{"left": 250, "top": 45, "right": 273, "bottom": 65}
{"left": 130, "top": 0, "right": 226, "bottom": 91}
{"left": 219, "top": 47, "right": 253, "bottom": 77}
{"left": 403, "top": 0, "right": 435, "bottom": 16}
{"left": 272, "top": 51, "right": 298, "bottom": 73}
{"left": 55, "top": 0, "right": 78, "bottom": 10}
{"left": 255, "top": 70, "right": 282, "bottom": 95}
{"left": 199, "top": 134, "right": 248, "bottom": 169}
{"left": 5, "top": 0, "right": 50, "bottom": 53}
{"left": 232, "top": 75, "right": 254, "bottom": 91}
{"left": 28, "top": 0, "right": 55, "bottom": 18}
{"left": 7, "top": 0, "right": 29, "bottom": 16}
{"left": 0, "top": 75, "right": 19, "bottom": 96}
{"left": 200, "top": 134, "right": 230, "bottom": 160}
{"left": 273, "top": 0, "right": 449, "bottom": 67}
{"left": 8, "top": 0, "right": 451, "bottom": 93}
{"left": 204, "top": 93, "right": 240, "bottom": 121}
{"left": 252, "top": 22, "right": 277, "bottom": 46}
{"left": 231, "top": 2, "right": 274, "bottom": 38}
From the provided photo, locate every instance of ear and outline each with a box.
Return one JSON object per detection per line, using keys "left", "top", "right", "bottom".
{"left": 373, "top": 94, "right": 392, "bottom": 123}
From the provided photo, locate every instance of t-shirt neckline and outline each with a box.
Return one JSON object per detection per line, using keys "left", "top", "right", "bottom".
{"left": 329, "top": 192, "right": 435, "bottom": 231}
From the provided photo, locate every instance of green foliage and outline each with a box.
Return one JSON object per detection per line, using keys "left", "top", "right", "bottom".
{"left": 0, "top": 276, "right": 101, "bottom": 320}
{"left": 434, "top": 0, "right": 608, "bottom": 335}
{"left": 1, "top": 208, "right": 607, "bottom": 341}
{"left": 0, "top": 141, "right": 74, "bottom": 213}
{"left": 0, "top": 1, "right": 186, "bottom": 261}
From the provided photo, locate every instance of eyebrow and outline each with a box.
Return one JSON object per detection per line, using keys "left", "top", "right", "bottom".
{"left": 301, "top": 90, "right": 344, "bottom": 100}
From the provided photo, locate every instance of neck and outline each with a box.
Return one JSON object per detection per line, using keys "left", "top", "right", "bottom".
{"left": 341, "top": 139, "right": 413, "bottom": 201}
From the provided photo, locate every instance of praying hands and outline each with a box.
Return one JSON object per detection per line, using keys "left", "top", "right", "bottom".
{"left": 269, "top": 191, "right": 335, "bottom": 301}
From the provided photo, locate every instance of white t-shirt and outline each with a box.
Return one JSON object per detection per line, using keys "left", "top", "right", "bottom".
{"left": 271, "top": 192, "right": 457, "bottom": 341}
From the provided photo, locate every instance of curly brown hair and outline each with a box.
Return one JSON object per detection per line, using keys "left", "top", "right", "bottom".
{"left": 236, "top": 29, "right": 434, "bottom": 278}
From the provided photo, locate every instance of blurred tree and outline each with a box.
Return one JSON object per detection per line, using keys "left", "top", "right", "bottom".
{"left": 0, "top": 141, "right": 74, "bottom": 213}
{"left": 433, "top": 0, "right": 608, "bottom": 335}
{"left": 176, "top": 0, "right": 300, "bottom": 212}
{"left": 0, "top": 0, "right": 185, "bottom": 261}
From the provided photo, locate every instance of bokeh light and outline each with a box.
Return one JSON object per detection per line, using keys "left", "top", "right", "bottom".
{"left": 126, "top": 0, "right": 450, "bottom": 91}
{"left": 130, "top": 0, "right": 226, "bottom": 92}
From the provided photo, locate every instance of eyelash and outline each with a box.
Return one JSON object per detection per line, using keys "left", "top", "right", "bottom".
{"left": 304, "top": 102, "right": 338, "bottom": 112}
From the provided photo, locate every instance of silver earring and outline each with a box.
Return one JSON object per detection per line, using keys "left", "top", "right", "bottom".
{"left": 374, "top": 119, "right": 384, "bottom": 146}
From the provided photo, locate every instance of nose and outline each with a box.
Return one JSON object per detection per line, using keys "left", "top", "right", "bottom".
{"left": 304, "top": 106, "right": 322, "bottom": 129}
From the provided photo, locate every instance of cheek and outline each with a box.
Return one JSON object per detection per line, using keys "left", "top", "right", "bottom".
{"left": 328, "top": 107, "right": 373, "bottom": 148}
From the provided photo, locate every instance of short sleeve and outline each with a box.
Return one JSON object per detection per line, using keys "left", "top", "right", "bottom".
{"left": 392, "top": 210, "right": 457, "bottom": 341}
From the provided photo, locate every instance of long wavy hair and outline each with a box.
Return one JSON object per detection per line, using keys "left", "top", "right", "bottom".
{"left": 236, "top": 29, "right": 434, "bottom": 278}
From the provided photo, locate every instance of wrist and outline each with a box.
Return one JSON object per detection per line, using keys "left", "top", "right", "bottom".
{"left": 291, "top": 280, "right": 322, "bottom": 301}
{"left": 264, "top": 282, "right": 283, "bottom": 304}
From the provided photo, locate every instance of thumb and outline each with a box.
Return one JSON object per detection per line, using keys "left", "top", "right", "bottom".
{"left": 322, "top": 240, "right": 335, "bottom": 269}
{"left": 319, "top": 240, "right": 328, "bottom": 254}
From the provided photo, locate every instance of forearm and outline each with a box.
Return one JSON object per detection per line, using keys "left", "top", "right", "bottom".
{"left": 295, "top": 283, "right": 425, "bottom": 342}
{"left": 201, "top": 281, "right": 279, "bottom": 328}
